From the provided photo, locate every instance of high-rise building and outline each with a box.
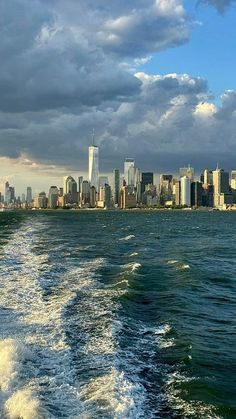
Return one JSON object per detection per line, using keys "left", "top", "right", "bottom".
{"left": 89, "top": 145, "right": 99, "bottom": 191}
{"left": 124, "top": 158, "right": 134, "bottom": 184}
{"left": 213, "top": 168, "right": 230, "bottom": 207}
{"left": 63, "top": 176, "right": 77, "bottom": 203}
{"left": 81, "top": 180, "right": 90, "bottom": 206}
{"left": 173, "top": 180, "right": 181, "bottom": 206}
{"left": 181, "top": 176, "right": 191, "bottom": 207}
{"left": 5, "top": 182, "right": 10, "bottom": 204}
{"left": 141, "top": 172, "right": 153, "bottom": 194}
{"left": 179, "top": 165, "right": 194, "bottom": 181}
{"left": 191, "top": 182, "right": 203, "bottom": 207}
{"left": 48, "top": 186, "right": 59, "bottom": 208}
{"left": 26, "top": 187, "right": 32, "bottom": 204}
{"left": 120, "top": 185, "right": 137, "bottom": 209}
{"left": 203, "top": 169, "right": 213, "bottom": 185}
{"left": 113, "top": 169, "right": 120, "bottom": 206}
{"left": 159, "top": 174, "right": 173, "bottom": 205}
{"left": 35, "top": 192, "right": 48, "bottom": 209}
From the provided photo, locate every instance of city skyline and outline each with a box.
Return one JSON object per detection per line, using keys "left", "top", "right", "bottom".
{"left": 0, "top": 1, "right": 236, "bottom": 193}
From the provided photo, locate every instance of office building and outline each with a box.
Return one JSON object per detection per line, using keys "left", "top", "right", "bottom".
{"left": 141, "top": 172, "right": 153, "bottom": 194}
{"left": 89, "top": 145, "right": 99, "bottom": 191}
{"left": 26, "top": 187, "right": 32, "bottom": 204}
{"left": 48, "top": 186, "right": 59, "bottom": 208}
{"left": 124, "top": 158, "right": 134, "bottom": 184}
{"left": 191, "top": 181, "right": 203, "bottom": 207}
{"left": 173, "top": 180, "right": 181, "bottom": 206}
{"left": 113, "top": 169, "right": 120, "bottom": 206}
{"left": 64, "top": 176, "right": 77, "bottom": 203}
{"left": 181, "top": 176, "right": 191, "bottom": 207}
{"left": 213, "top": 168, "right": 230, "bottom": 207}
{"left": 120, "top": 185, "right": 137, "bottom": 209}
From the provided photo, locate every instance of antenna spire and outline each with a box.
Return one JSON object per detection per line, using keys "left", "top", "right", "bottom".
{"left": 92, "top": 128, "right": 95, "bottom": 146}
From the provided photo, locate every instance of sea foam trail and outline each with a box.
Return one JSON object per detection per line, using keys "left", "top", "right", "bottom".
{"left": 0, "top": 338, "right": 47, "bottom": 419}
{"left": 0, "top": 219, "right": 149, "bottom": 418}
{"left": 119, "top": 235, "right": 135, "bottom": 241}
{"left": 0, "top": 220, "right": 116, "bottom": 417}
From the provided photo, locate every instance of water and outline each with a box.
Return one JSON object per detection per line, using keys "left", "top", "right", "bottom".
{"left": 0, "top": 210, "right": 235, "bottom": 418}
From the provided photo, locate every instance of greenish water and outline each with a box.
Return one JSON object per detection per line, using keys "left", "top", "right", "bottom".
{"left": 0, "top": 211, "right": 235, "bottom": 418}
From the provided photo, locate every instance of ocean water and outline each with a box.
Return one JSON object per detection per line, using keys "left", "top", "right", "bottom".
{"left": 0, "top": 210, "right": 235, "bottom": 419}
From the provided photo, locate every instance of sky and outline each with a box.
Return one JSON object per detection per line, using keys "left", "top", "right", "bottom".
{"left": 0, "top": 0, "right": 236, "bottom": 195}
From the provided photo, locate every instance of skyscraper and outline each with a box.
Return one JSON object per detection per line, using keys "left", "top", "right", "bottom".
{"left": 213, "top": 168, "right": 230, "bottom": 207}
{"left": 89, "top": 145, "right": 99, "bottom": 191}
{"left": 124, "top": 158, "right": 134, "bottom": 184}
{"left": 113, "top": 169, "right": 120, "bottom": 206}
{"left": 63, "top": 176, "right": 77, "bottom": 204}
{"left": 48, "top": 186, "right": 59, "bottom": 208}
{"left": 141, "top": 172, "right": 153, "bottom": 194}
{"left": 26, "top": 187, "right": 32, "bottom": 204}
{"left": 181, "top": 176, "right": 191, "bottom": 207}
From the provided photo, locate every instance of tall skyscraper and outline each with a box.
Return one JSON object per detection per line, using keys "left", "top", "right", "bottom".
{"left": 141, "top": 172, "right": 153, "bottom": 194}
{"left": 113, "top": 169, "right": 120, "bottom": 206}
{"left": 213, "top": 168, "right": 230, "bottom": 207}
{"left": 63, "top": 176, "right": 77, "bottom": 204}
{"left": 181, "top": 176, "right": 191, "bottom": 207}
{"left": 89, "top": 145, "right": 99, "bottom": 191}
{"left": 48, "top": 186, "right": 59, "bottom": 208}
{"left": 5, "top": 182, "right": 10, "bottom": 204}
{"left": 26, "top": 186, "right": 32, "bottom": 204}
{"left": 124, "top": 158, "right": 134, "bottom": 184}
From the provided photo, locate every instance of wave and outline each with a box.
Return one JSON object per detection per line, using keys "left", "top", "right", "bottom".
{"left": 0, "top": 339, "right": 48, "bottom": 419}
{"left": 119, "top": 235, "right": 135, "bottom": 241}
{"left": 79, "top": 367, "right": 147, "bottom": 418}
{"left": 128, "top": 252, "right": 139, "bottom": 257}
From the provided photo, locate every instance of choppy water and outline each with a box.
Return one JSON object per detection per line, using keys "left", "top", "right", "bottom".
{"left": 0, "top": 210, "right": 235, "bottom": 418}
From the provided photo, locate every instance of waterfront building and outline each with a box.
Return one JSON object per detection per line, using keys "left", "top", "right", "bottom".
{"left": 5, "top": 182, "right": 10, "bottom": 204}
{"left": 179, "top": 165, "right": 194, "bottom": 181}
{"left": 120, "top": 185, "right": 137, "bottom": 209}
{"left": 181, "top": 176, "right": 191, "bottom": 207}
{"left": 21, "top": 193, "right": 26, "bottom": 203}
{"left": 90, "top": 186, "right": 96, "bottom": 208}
{"left": 26, "top": 187, "right": 32, "bottom": 204}
{"left": 159, "top": 174, "right": 173, "bottom": 205}
{"left": 78, "top": 176, "right": 83, "bottom": 203}
{"left": 213, "top": 168, "right": 230, "bottom": 207}
{"left": 173, "top": 180, "right": 181, "bottom": 206}
{"left": 99, "top": 184, "right": 112, "bottom": 208}
{"left": 35, "top": 192, "right": 48, "bottom": 209}
{"left": 81, "top": 180, "right": 90, "bottom": 206}
{"left": 64, "top": 176, "right": 77, "bottom": 204}
{"left": 89, "top": 145, "right": 99, "bottom": 191}
{"left": 191, "top": 181, "right": 203, "bottom": 207}
{"left": 143, "top": 184, "right": 158, "bottom": 206}
{"left": 141, "top": 172, "right": 154, "bottom": 194}
{"left": 48, "top": 186, "right": 59, "bottom": 208}
{"left": 113, "top": 169, "right": 120, "bottom": 206}
{"left": 124, "top": 158, "right": 134, "bottom": 184}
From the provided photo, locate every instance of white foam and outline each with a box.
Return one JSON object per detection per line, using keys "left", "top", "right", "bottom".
{"left": 79, "top": 368, "right": 146, "bottom": 418}
{"left": 119, "top": 235, "right": 135, "bottom": 241}
{"left": 128, "top": 252, "right": 139, "bottom": 257}
{"left": 167, "top": 260, "right": 178, "bottom": 265}
{"left": 5, "top": 389, "right": 46, "bottom": 419}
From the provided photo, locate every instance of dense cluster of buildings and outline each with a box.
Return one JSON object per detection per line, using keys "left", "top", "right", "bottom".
{"left": 1, "top": 145, "right": 236, "bottom": 211}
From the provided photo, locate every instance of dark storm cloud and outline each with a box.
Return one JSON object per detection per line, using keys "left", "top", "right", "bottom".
{"left": 0, "top": 0, "right": 235, "bottom": 174}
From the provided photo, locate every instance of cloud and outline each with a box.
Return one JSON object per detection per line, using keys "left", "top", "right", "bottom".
{"left": 0, "top": 0, "right": 235, "bottom": 184}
